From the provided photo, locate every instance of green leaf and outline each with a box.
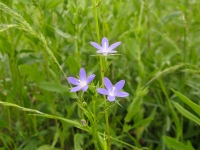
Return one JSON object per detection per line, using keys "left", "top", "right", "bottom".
{"left": 54, "top": 27, "right": 75, "bottom": 40}
{"left": 186, "top": 141, "right": 195, "bottom": 150}
{"left": 37, "top": 145, "right": 61, "bottom": 150}
{"left": 31, "top": 113, "right": 92, "bottom": 133}
{"left": 172, "top": 102, "right": 200, "bottom": 125}
{"left": 38, "top": 82, "right": 68, "bottom": 93}
{"left": 132, "top": 118, "right": 154, "bottom": 128}
{"left": 74, "top": 134, "right": 84, "bottom": 150}
{"left": 46, "top": 0, "right": 63, "bottom": 9}
{"left": 125, "top": 86, "right": 148, "bottom": 123}
{"left": 163, "top": 136, "right": 191, "bottom": 150}
{"left": 38, "top": 82, "right": 77, "bottom": 98}
{"left": 20, "top": 64, "right": 43, "bottom": 82}
{"left": 172, "top": 89, "right": 200, "bottom": 116}
{"left": 66, "top": 56, "right": 80, "bottom": 75}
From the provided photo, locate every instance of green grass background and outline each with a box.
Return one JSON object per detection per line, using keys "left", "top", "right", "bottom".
{"left": 0, "top": 0, "right": 200, "bottom": 149}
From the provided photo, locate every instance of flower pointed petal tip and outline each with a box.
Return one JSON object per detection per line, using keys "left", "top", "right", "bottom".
{"left": 68, "top": 77, "right": 79, "bottom": 85}
{"left": 80, "top": 68, "right": 86, "bottom": 81}
{"left": 97, "top": 88, "right": 109, "bottom": 95}
{"left": 109, "top": 42, "right": 121, "bottom": 50}
{"left": 70, "top": 86, "right": 82, "bottom": 92}
{"left": 87, "top": 74, "right": 96, "bottom": 83}
{"left": 90, "top": 42, "right": 102, "bottom": 50}
{"left": 115, "top": 80, "right": 125, "bottom": 91}
{"left": 102, "top": 37, "right": 109, "bottom": 46}
{"left": 108, "top": 95, "right": 116, "bottom": 101}
{"left": 116, "top": 92, "right": 129, "bottom": 97}
{"left": 104, "top": 77, "right": 113, "bottom": 90}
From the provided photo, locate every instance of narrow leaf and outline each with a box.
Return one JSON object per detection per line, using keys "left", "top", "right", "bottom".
{"left": 172, "top": 89, "right": 200, "bottom": 116}
{"left": 173, "top": 102, "right": 200, "bottom": 125}
{"left": 163, "top": 136, "right": 190, "bottom": 150}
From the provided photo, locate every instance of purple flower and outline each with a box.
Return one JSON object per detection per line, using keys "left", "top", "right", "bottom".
{"left": 68, "top": 68, "right": 95, "bottom": 92}
{"left": 97, "top": 77, "right": 129, "bottom": 101}
{"left": 90, "top": 37, "right": 121, "bottom": 56}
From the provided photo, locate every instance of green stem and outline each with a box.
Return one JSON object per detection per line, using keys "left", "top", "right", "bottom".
{"left": 92, "top": 0, "right": 100, "bottom": 43}
{"left": 92, "top": 1, "right": 111, "bottom": 149}
{"left": 105, "top": 111, "right": 110, "bottom": 150}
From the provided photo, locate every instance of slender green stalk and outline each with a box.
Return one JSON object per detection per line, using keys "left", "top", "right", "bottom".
{"left": 92, "top": 0, "right": 111, "bottom": 149}
{"left": 92, "top": 0, "right": 100, "bottom": 43}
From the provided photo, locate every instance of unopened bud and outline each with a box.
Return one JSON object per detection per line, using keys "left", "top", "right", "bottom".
{"left": 82, "top": 101, "right": 87, "bottom": 107}
{"left": 81, "top": 119, "right": 87, "bottom": 126}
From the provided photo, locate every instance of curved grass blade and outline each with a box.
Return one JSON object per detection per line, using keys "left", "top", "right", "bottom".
{"left": 0, "top": 2, "right": 67, "bottom": 79}
{"left": 172, "top": 102, "right": 200, "bottom": 125}
{"left": 172, "top": 89, "right": 200, "bottom": 116}
{"left": 163, "top": 136, "right": 194, "bottom": 150}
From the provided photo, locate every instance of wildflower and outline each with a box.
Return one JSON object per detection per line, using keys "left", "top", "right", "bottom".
{"left": 90, "top": 37, "right": 121, "bottom": 56}
{"left": 97, "top": 77, "right": 129, "bottom": 101}
{"left": 68, "top": 68, "right": 95, "bottom": 92}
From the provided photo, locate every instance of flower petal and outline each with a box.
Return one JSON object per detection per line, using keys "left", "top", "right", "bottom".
{"left": 97, "top": 50, "right": 108, "bottom": 55}
{"left": 68, "top": 77, "right": 80, "bottom": 85}
{"left": 82, "top": 85, "right": 88, "bottom": 92}
{"left": 115, "top": 92, "right": 129, "bottom": 97}
{"left": 102, "top": 37, "right": 109, "bottom": 48}
{"left": 107, "top": 95, "right": 116, "bottom": 101}
{"left": 90, "top": 42, "right": 102, "bottom": 50}
{"left": 114, "top": 80, "right": 125, "bottom": 91}
{"left": 70, "top": 86, "right": 82, "bottom": 92}
{"left": 104, "top": 77, "right": 113, "bottom": 91}
{"left": 108, "top": 50, "right": 117, "bottom": 53}
{"left": 87, "top": 74, "right": 95, "bottom": 84}
{"left": 97, "top": 88, "right": 109, "bottom": 95}
{"left": 97, "top": 50, "right": 104, "bottom": 53}
{"left": 79, "top": 68, "right": 86, "bottom": 81}
{"left": 109, "top": 42, "right": 121, "bottom": 50}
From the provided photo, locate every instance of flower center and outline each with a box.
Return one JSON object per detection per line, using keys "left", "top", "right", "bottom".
{"left": 78, "top": 80, "right": 87, "bottom": 87}
{"left": 109, "top": 87, "right": 115, "bottom": 96}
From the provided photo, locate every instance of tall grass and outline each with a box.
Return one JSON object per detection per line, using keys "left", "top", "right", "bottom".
{"left": 0, "top": 0, "right": 200, "bottom": 150}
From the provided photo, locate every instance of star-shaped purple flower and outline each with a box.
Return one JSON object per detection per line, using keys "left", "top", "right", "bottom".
{"left": 90, "top": 37, "right": 121, "bottom": 56}
{"left": 97, "top": 77, "right": 129, "bottom": 101}
{"left": 68, "top": 68, "right": 95, "bottom": 92}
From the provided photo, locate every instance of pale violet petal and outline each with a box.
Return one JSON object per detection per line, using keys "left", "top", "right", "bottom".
{"left": 97, "top": 50, "right": 104, "bottom": 53}
{"left": 97, "top": 50, "right": 108, "bottom": 55}
{"left": 104, "top": 77, "right": 113, "bottom": 91}
{"left": 107, "top": 95, "right": 116, "bottom": 101}
{"left": 102, "top": 37, "right": 109, "bottom": 48}
{"left": 114, "top": 80, "right": 125, "bottom": 91}
{"left": 87, "top": 74, "right": 95, "bottom": 84}
{"left": 90, "top": 42, "right": 102, "bottom": 50}
{"left": 116, "top": 92, "right": 129, "bottom": 97}
{"left": 82, "top": 85, "right": 88, "bottom": 92}
{"left": 68, "top": 77, "right": 80, "bottom": 85}
{"left": 109, "top": 42, "right": 121, "bottom": 50}
{"left": 108, "top": 50, "right": 117, "bottom": 53}
{"left": 79, "top": 68, "right": 86, "bottom": 81}
{"left": 97, "top": 88, "right": 109, "bottom": 95}
{"left": 71, "top": 86, "right": 82, "bottom": 92}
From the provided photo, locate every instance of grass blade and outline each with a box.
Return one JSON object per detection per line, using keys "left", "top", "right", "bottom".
{"left": 172, "top": 102, "right": 200, "bottom": 125}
